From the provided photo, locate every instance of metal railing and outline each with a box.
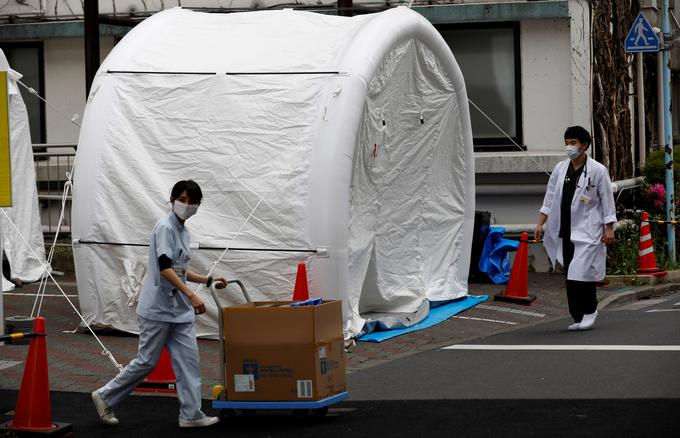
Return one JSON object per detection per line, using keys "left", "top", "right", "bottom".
{"left": 33, "top": 143, "right": 76, "bottom": 235}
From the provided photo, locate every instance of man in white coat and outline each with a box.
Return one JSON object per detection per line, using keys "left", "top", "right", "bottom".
{"left": 534, "top": 126, "right": 616, "bottom": 331}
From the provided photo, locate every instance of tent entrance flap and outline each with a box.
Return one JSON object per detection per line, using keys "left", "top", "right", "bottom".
{"left": 347, "top": 38, "right": 471, "bottom": 336}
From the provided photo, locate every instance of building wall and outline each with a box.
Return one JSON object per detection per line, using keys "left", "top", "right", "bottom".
{"left": 477, "top": 13, "right": 582, "bottom": 226}
{"left": 43, "top": 37, "right": 115, "bottom": 144}
{"left": 521, "top": 18, "right": 571, "bottom": 153}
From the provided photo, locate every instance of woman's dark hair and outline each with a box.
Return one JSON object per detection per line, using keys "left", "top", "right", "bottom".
{"left": 170, "top": 180, "right": 203, "bottom": 204}
{"left": 564, "top": 125, "right": 591, "bottom": 147}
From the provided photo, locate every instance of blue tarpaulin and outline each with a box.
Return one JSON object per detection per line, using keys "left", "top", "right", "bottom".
{"left": 478, "top": 227, "right": 519, "bottom": 284}
{"left": 357, "top": 295, "right": 488, "bottom": 342}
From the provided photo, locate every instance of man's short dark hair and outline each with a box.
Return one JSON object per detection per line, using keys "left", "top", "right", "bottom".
{"left": 564, "top": 125, "right": 591, "bottom": 147}
{"left": 170, "top": 180, "right": 203, "bottom": 204}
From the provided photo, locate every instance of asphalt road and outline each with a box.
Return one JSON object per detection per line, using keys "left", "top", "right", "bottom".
{"left": 348, "top": 293, "right": 680, "bottom": 400}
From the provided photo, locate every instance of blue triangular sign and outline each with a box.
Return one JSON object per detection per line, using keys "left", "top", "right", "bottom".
{"left": 625, "top": 12, "right": 660, "bottom": 52}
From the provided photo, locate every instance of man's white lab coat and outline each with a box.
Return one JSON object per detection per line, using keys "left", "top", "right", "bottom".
{"left": 539, "top": 155, "right": 617, "bottom": 282}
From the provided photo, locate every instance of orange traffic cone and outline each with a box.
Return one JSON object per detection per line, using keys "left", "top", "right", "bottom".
{"left": 494, "top": 232, "right": 536, "bottom": 305}
{"left": 135, "top": 347, "right": 177, "bottom": 393}
{"left": 292, "top": 262, "right": 309, "bottom": 301}
{"left": 638, "top": 211, "right": 667, "bottom": 276}
{"left": 0, "top": 317, "right": 72, "bottom": 435}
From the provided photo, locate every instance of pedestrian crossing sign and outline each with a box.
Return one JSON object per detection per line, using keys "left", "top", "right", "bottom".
{"left": 625, "top": 12, "right": 660, "bottom": 52}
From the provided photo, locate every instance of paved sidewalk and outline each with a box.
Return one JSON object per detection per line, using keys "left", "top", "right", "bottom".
{"left": 0, "top": 272, "right": 668, "bottom": 399}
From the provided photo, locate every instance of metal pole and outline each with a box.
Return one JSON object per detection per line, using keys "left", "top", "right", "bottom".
{"left": 658, "top": 49, "right": 665, "bottom": 154}
{"left": 662, "top": 0, "right": 676, "bottom": 263}
{"left": 637, "top": 53, "right": 646, "bottom": 169}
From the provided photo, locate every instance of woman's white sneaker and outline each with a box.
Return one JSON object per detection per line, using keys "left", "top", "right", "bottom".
{"left": 179, "top": 416, "right": 219, "bottom": 428}
{"left": 91, "top": 390, "right": 119, "bottom": 426}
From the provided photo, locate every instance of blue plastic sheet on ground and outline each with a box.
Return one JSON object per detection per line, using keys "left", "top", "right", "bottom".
{"left": 356, "top": 295, "right": 488, "bottom": 343}
{"left": 479, "top": 227, "right": 519, "bottom": 284}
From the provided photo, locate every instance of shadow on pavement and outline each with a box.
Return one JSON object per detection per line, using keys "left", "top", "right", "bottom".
{"left": 1, "top": 390, "right": 678, "bottom": 437}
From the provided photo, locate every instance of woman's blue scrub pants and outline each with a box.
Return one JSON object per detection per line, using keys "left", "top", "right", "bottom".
{"left": 97, "top": 316, "right": 206, "bottom": 421}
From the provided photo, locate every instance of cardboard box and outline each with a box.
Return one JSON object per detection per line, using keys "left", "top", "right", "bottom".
{"left": 223, "top": 300, "right": 346, "bottom": 401}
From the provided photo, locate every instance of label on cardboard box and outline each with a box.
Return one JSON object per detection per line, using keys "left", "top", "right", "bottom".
{"left": 234, "top": 374, "right": 255, "bottom": 392}
{"left": 318, "top": 346, "right": 327, "bottom": 359}
{"left": 297, "top": 380, "right": 313, "bottom": 398}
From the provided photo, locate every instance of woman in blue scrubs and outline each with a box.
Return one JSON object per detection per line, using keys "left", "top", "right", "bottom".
{"left": 92, "top": 180, "right": 226, "bottom": 428}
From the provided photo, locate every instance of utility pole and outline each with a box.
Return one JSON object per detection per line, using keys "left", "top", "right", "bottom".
{"left": 661, "top": 0, "right": 675, "bottom": 263}
{"left": 84, "top": 0, "right": 100, "bottom": 97}
{"left": 338, "top": 0, "right": 353, "bottom": 17}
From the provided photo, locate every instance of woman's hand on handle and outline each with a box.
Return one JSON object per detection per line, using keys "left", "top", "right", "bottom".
{"left": 189, "top": 293, "right": 206, "bottom": 315}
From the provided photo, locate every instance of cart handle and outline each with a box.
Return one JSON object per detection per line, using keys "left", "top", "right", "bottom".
{"left": 208, "top": 279, "right": 251, "bottom": 392}
{"left": 209, "top": 279, "right": 252, "bottom": 312}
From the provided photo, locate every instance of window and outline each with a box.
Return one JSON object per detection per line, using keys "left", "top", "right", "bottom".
{"left": 439, "top": 23, "right": 522, "bottom": 151}
{"left": 0, "top": 42, "right": 45, "bottom": 143}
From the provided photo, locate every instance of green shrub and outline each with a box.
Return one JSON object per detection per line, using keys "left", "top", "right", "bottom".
{"left": 641, "top": 149, "right": 680, "bottom": 186}
{"left": 607, "top": 222, "right": 639, "bottom": 275}
{"left": 648, "top": 214, "right": 680, "bottom": 270}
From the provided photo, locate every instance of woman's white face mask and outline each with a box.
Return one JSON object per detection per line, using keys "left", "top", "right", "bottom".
{"left": 173, "top": 201, "right": 199, "bottom": 220}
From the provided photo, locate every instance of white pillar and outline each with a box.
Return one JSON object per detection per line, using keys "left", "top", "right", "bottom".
{"left": 568, "top": 0, "right": 592, "bottom": 129}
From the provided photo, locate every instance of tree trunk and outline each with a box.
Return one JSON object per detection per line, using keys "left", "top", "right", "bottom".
{"left": 591, "top": 0, "right": 639, "bottom": 180}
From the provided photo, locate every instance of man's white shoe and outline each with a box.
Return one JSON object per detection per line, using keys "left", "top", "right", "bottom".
{"left": 91, "top": 390, "right": 119, "bottom": 426}
{"left": 578, "top": 311, "right": 598, "bottom": 331}
{"left": 179, "top": 416, "right": 220, "bottom": 428}
{"left": 568, "top": 322, "right": 581, "bottom": 331}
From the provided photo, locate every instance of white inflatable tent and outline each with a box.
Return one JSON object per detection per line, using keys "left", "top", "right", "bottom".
{"left": 72, "top": 6, "right": 475, "bottom": 339}
{"left": 0, "top": 50, "right": 48, "bottom": 292}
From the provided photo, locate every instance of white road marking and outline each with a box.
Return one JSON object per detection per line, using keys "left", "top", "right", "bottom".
{"left": 646, "top": 308, "right": 680, "bottom": 313}
{"left": 2, "top": 292, "right": 78, "bottom": 298}
{"left": 442, "top": 344, "right": 680, "bottom": 351}
{"left": 453, "top": 316, "right": 517, "bottom": 325}
{"left": 0, "top": 360, "right": 22, "bottom": 370}
{"left": 476, "top": 304, "right": 546, "bottom": 318}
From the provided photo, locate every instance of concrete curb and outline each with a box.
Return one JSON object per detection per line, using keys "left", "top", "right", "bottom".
{"left": 598, "top": 282, "right": 680, "bottom": 310}
{"left": 605, "top": 269, "right": 680, "bottom": 287}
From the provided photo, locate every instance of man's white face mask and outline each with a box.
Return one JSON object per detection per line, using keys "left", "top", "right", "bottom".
{"left": 565, "top": 145, "right": 581, "bottom": 160}
{"left": 173, "top": 201, "right": 199, "bottom": 220}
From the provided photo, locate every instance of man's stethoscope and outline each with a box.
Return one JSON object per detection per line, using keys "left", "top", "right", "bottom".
{"left": 564, "top": 159, "right": 595, "bottom": 191}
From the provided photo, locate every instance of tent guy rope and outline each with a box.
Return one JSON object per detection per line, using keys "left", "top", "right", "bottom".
{"left": 17, "top": 79, "right": 81, "bottom": 128}
{"left": 468, "top": 98, "right": 552, "bottom": 177}
{"left": 14, "top": 77, "right": 81, "bottom": 317}
{"left": 1, "top": 209, "right": 124, "bottom": 372}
